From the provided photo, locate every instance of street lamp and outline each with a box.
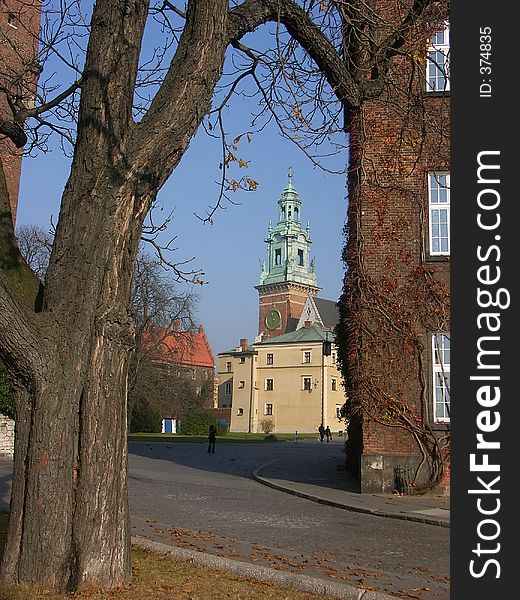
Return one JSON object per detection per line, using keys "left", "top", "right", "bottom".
{"left": 323, "top": 330, "right": 332, "bottom": 356}
{"left": 321, "top": 330, "right": 332, "bottom": 425}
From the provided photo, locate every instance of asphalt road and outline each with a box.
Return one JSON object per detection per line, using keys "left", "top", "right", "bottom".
{"left": 128, "top": 440, "right": 450, "bottom": 599}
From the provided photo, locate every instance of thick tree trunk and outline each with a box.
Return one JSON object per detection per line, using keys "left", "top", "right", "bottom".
{"left": 1, "top": 0, "right": 230, "bottom": 587}
{"left": 2, "top": 342, "right": 131, "bottom": 591}
{"left": 1, "top": 174, "right": 143, "bottom": 590}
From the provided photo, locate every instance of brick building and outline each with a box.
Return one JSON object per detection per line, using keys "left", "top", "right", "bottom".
{"left": 340, "top": 7, "right": 450, "bottom": 494}
{"left": 0, "top": 0, "right": 41, "bottom": 223}
{"left": 145, "top": 323, "right": 216, "bottom": 423}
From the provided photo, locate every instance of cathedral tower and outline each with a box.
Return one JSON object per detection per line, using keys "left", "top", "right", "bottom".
{"left": 256, "top": 168, "right": 320, "bottom": 339}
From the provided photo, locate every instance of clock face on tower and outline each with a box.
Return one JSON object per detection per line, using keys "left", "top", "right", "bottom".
{"left": 265, "top": 309, "right": 282, "bottom": 331}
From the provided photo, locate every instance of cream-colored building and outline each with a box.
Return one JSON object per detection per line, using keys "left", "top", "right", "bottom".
{"left": 217, "top": 172, "right": 346, "bottom": 434}
{"left": 217, "top": 324, "right": 345, "bottom": 434}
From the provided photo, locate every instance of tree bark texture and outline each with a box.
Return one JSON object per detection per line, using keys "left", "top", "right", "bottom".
{"left": 0, "top": 0, "right": 230, "bottom": 591}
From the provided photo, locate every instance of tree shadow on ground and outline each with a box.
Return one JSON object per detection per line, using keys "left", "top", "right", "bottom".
{"left": 128, "top": 439, "right": 360, "bottom": 494}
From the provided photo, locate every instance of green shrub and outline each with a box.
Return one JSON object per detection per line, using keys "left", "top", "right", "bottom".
{"left": 0, "top": 365, "right": 15, "bottom": 420}
{"left": 264, "top": 434, "right": 278, "bottom": 442}
{"left": 180, "top": 411, "right": 219, "bottom": 436}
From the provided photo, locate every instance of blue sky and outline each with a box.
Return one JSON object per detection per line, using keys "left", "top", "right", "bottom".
{"left": 16, "top": 9, "right": 349, "bottom": 358}
{"left": 17, "top": 125, "right": 347, "bottom": 358}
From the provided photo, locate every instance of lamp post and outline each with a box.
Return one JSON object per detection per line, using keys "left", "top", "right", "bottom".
{"left": 321, "top": 330, "right": 332, "bottom": 426}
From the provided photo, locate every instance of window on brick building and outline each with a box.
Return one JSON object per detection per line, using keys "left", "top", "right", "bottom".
{"left": 427, "top": 23, "right": 450, "bottom": 91}
{"left": 432, "top": 333, "right": 450, "bottom": 422}
{"left": 265, "top": 378, "right": 274, "bottom": 391}
{"left": 428, "top": 173, "right": 450, "bottom": 255}
{"left": 266, "top": 353, "right": 273, "bottom": 365}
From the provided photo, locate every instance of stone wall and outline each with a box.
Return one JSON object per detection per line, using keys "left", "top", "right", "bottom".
{"left": 0, "top": 414, "right": 14, "bottom": 457}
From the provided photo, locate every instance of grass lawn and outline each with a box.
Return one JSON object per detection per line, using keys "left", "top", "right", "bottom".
{"left": 0, "top": 512, "right": 325, "bottom": 599}
{"left": 128, "top": 432, "right": 320, "bottom": 443}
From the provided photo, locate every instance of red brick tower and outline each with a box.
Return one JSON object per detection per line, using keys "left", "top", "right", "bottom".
{"left": 256, "top": 169, "right": 320, "bottom": 340}
{"left": 0, "top": 0, "right": 41, "bottom": 223}
{"left": 341, "top": 4, "right": 450, "bottom": 493}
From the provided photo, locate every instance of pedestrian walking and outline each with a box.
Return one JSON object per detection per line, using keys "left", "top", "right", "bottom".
{"left": 208, "top": 424, "right": 217, "bottom": 453}
{"left": 318, "top": 423, "right": 325, "bottom": 442}
{"left": 325, "top": 426, "right": 331, "bottom": 442}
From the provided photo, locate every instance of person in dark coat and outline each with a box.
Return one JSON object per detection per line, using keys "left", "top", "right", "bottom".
{"left": 318, "top": 423, "right": 325, "bottom": 442}
{"left": 208, "top": 424, "right": 217, "bottom": 453}
{"left": 325, "top": 425, "right": 332, "bottom": 442}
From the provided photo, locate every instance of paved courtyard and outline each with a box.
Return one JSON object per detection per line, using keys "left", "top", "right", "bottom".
{"left": 128, "top": 440, "right": 449, "bottom": 599}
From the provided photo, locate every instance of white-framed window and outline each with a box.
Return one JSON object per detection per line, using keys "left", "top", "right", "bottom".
{"left": 265, "top": 378, "right": 274, "bottom": 391}
{"left": 237, "top": 408, "right": 244, "bottom": 416}
{"left": 266, "top": 353, "right": 273, "bottom": 365}
{"left": 426, "top": 23, "right": 450, "bottom": 91}
{"left": 432, "top": 333, "right": 450, "bottom": 422}
{"left": 302, "top": 376, "right": 312, "bottom": 391}
{"left": 428, "top": 172, "right": 450, "bottom": 255}
{"left": 239, "top": 356, "right": 246, "bottom": 363}
{"left": 265, "top": 403, "right": 273, "bottom": 416}
{"left": 238, "top": 380, "right": 245, "bottom": 389}
{"left": 302, "top": 350, "right": 312, "bottom": 364}
{"left": 225, "top": 381, "right": 232, "bottom": 395}
{"left": 226, "top": 361, "right": 232, "bottom": 373}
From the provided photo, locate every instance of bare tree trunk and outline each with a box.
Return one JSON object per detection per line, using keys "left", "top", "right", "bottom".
{"left": 1, "top": 0, "right": 231, "bottom": 591}
{"left": 1, "top": 175, "right": 144, "bottom": 590}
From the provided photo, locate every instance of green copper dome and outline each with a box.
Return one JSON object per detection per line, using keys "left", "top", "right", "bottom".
{"left": 259, "top": 169, "right": 318, "bottom": 288}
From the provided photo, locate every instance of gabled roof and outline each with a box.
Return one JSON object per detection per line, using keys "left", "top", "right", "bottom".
{"left": 296, "top": 296, "right": 339, "bottom": 330}
{"left": 148, "top": 325, "right": 215, "bottom": 368}
{"left": 255, "top": 324, "right": 335, "bottom": 346}
{"left": 313, "top": 297, "right": 340, "bottom": 329}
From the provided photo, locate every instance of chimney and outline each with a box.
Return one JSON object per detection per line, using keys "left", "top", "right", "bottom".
{"left": 240, "top": 338, "right": 248, "bottom": 351}
{"left": 304, "top": 321, "right": 312, "bottom": 329}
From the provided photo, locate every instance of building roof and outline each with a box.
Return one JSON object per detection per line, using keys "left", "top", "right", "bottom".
{"left": 255, "top": 324, "right": 335, "bottom": 346}
{"left": 313, "top": 297, "right": 340, "bottom": 329}
{"left": 150, "top": 325, "right": 215, "bottom": 368}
